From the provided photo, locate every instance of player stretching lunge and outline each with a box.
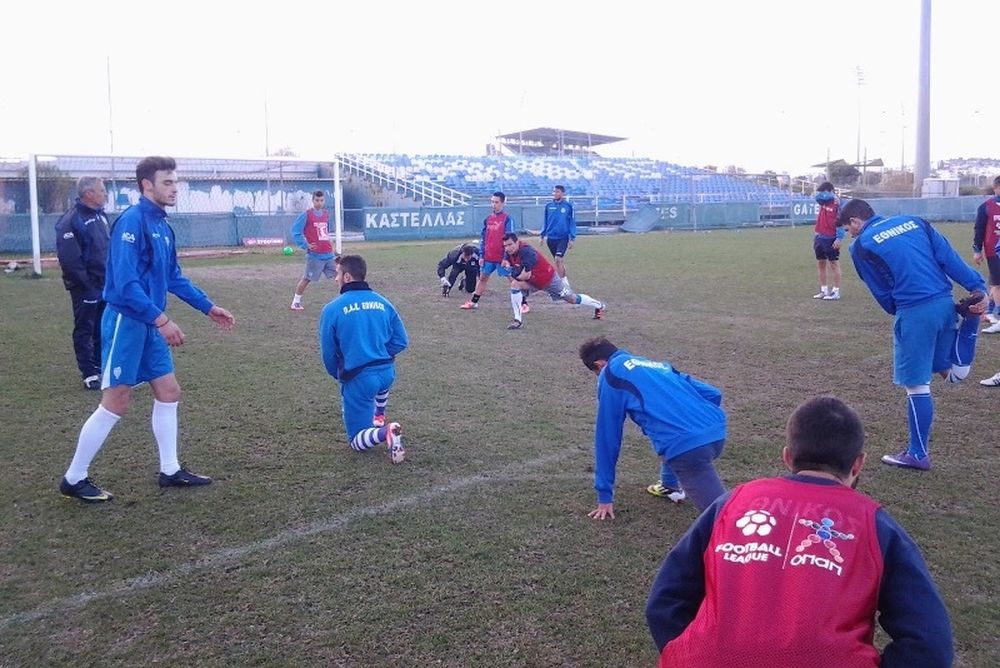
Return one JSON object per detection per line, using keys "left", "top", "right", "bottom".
{"left": 460, "top": 192, "right": 526, "bottom": 312}
{"left": 501, "top": 233, "right": 604, "bottom": 330}
{"left": 320, "top": 255, "right": 408, "bottom": 463}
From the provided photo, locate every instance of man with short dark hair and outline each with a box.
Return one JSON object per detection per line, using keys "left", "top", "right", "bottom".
{"left": 59, "top": 156, "right": 236, "bottom": 503}
{"left": 646, "top": 395, "right": 953, "bottom": 667}
{"left": 460, "top": 192, "right": 521, "bottom": 310}
{"left": 55, "top": 176, "right": 111, "bottom": 389}
{"left": 578, "top": 337, "right": 726, "bottom": 519}
{"left": 436, "top": 242, "right": 479, "bottom": 296}
{"left": 289, "top": 190, "right": 336, "bottom": 311}
{"left": 841, "top": 198, "right": 986, "bottom": 470}
{"left": 541, "top": 185, "right": 576, "bottom": 286}
{"left": 502, "top": 232, "right": 604, "bottom": 329}
{"left": 320, "top": 254, "right": 409, "bottom": 463}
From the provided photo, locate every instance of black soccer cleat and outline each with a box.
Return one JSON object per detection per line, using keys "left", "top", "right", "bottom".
{"left": 158, "top": 467, "right": 213, "bottom": 488}
{"left": 60, "top": 477, "right": 114, "bottom": 503}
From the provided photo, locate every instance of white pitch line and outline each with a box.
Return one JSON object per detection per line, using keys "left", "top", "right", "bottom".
{"left": 0, "top": 448, "right": 578, "bottom": 632}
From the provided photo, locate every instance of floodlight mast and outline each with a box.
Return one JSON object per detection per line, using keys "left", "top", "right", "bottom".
{"left": 913, "top": 0, "right": 931, "bottom": 196}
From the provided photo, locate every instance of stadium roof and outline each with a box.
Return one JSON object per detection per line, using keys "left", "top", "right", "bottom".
{"left": 496, "top": 128, "right": 626, "bottom": 156}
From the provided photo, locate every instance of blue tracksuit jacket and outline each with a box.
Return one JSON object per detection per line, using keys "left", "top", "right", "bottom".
{"left": 319, "top": 281, "right": 408, "bottom": 382}
{"left": 542, "top": 199, "right": 576, "bottom": 240}
{"left": 104, "top": 196, "right": 212, "bottom": 324}
{"left": 849, "top": 214, "right": 985, "bottom": 315}
{"left": 593, "top": 350, "right": 727, "bottom": 504}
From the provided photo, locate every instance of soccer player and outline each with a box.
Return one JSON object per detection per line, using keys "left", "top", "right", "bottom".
{"left": 55, "top": 176, "right": 111, "bottom": 390}
{"left": 436, "top": 242, "right": 479, "bottom": 297}
{"left": 59, "top": 156, "right": 236, "bottom": 503}
{"left": 578, "top": 337, "right": 727, "bottom": 519}
{"left": 972, "top": 175, "right": 1000, "bottom": 333}
{"left": 460, "top": 192, "right": 526, "bottom": 311}
{"left": 646, "top": 396, "right": 953, "bottom": 667}
{"left": 841, "top": 198, "right": 986, "bottom": 471}
{"left": 541, "top": 185, "right": 576, "bottom": 286}
{"left": 319, "top": 255, "right": 408, "bottom": 463}
{"left": 289, "top": 190, "right": 336, "bottom": 311}
{"left": 811, "top": 181, "right": 844, "bottom": 300}
{"left": 502, "top": 233, "right": 605, "bottom": 330}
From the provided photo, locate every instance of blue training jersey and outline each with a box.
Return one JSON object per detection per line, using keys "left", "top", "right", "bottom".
{"left": 103, "top": 196, "right": 212, "bottom": 324}
{"left": 849, "top": 214, "right": 986, "bottom": 315}
{"left": 542, "top": 199, "right": 576, "bottom": 240}
{"left": 319, "top": 281, "right": 408, "bottom": 381}
{"left": 593, "top": 349, "right": 727, "bottom": 504}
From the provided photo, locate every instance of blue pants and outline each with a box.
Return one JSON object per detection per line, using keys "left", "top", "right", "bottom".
{"left": 667, "top": 440, "right": 727, "bottom": 512}
{"left": 340, "top": 365, "right": 396, "bottom": 441}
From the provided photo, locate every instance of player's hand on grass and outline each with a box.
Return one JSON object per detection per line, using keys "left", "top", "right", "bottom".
{"left": 208, "top": 305, "right": 236, "bottom": 331}
{"left": 588, "top": 503, "right": 615, "bottom": 520}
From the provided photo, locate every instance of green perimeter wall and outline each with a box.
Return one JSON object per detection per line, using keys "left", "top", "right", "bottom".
{"left": 0, "top": 196, "right": 985, "bottom": 252}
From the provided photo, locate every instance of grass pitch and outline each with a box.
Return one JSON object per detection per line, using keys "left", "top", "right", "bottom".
{"left": 1, "top": 226, "right": 997, "bottom": 666}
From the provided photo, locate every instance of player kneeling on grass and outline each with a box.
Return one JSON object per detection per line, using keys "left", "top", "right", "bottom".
{"left": 579, "top": 338, "right": 727, "bottom": 519}
{"left": 501, "top": 233, "right": 605, "bottom": 330}
{"left": 319, "top": 255, "right": 408, "bottom": 463}
{"left": 646, "top": 396, "right": 953, "bottom": 667}
{"left": 437, "top": 242, "right": 479, "bottom": 297}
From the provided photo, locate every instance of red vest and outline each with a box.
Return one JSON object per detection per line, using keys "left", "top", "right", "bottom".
{"left": 984, "top": 198, "right": 1000, "bottom": 257}
{"left": 304, "top": 208, "right": 333, "bottom": 255}
{"left": 482, "top": 212, "right": 510, "bottom": 262}
{"left": 660, "top": 478, "right": 883, "bottom": 668}
{"left": 814, "top": 200, "right": 840, "bottom": 237}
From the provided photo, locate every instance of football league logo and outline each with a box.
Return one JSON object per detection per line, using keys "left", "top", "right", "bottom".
{"left": 735, "top": 509, "right": 777, "bottom": 537}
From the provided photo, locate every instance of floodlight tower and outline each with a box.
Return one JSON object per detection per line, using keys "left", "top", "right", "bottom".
{"left": 913, "top": 0, "right": 931, "bottom": 196}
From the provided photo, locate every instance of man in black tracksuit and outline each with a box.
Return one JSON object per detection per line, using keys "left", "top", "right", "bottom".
{"left": 436, "top": 243, "right": 480, "bottom": 296}
{"left": 55, "top": 177, "right": 111, "bottom": 389}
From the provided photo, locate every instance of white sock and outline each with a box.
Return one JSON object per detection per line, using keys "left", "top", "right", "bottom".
{"left": 510, "top": 290, "right": 523, "bottom": 322}
{"left": 831, "top": 287, "right": 840, "bottom": 295}
{"left": 66, "top": 404, "right": 120, "bottom": 484}
{"left": 576, "top": 293, "right": 602, "bottom": 309}
{"left": 819, "top": 285, "right": 828, "bottom": 295}
{"left": 152, "top": 399, "right": 180, "bottom": 475}
{"left": 292, "top": 294, "right": 302, "bottom": 305}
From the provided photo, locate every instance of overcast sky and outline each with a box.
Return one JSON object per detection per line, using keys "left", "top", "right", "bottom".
{"left": 2, "top": 0, "right": 994, "bottom": 175}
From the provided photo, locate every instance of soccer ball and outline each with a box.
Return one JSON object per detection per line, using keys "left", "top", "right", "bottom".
{"left": 735, "top": 509, "right": 777, "bottom": 537}
{"left": 282, "top": 246, "right": 294, "bottom": 256}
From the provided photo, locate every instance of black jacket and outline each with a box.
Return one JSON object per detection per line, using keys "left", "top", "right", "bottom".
{"left": 55, "top": 200, "right": 111, "bottom": 295}
{"left": 436, "top": 244, "right": 480, "bottom": 278}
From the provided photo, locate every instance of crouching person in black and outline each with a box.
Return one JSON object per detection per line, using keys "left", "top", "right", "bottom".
{"left": 437, "top": 243, "right": 479, "bottom": 297}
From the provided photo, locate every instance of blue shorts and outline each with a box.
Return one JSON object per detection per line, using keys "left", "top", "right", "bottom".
{"left": 546, "top": 237, "right": 571, "bottom": 258}
{"left": 893, "top": 297, "right": 958, "bottom": 385}
{"left": 813, "top": 236, "right": 840, "bottom": 261}
{"left": 340, "top": 364, "right": 396, "bottom": 440}
{"left": 101, "top": 307, "right": 174, "bottom": 388}
{"left": 480, "top": 261, "right": 511, "bottom": 278}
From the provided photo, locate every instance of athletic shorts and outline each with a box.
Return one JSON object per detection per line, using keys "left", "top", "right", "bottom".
{"left": 546, "top": 237, "right": 571, "bottom": 258}
{"left": 304, "top": 256, "right": 336, "bottom": 282}
{"left": 813, "top": 236, "right": 840, "bottom": 261}
{"left": 101, "top": 307, "right": 174, "bottom": 388}
{"left": 480, "top": 261, "right": 512, "bottom": 278}
{"left": 987, "top": 255, "right": 1000, "bottom": 286}
{"left": 892, "top": 296, "right": 957, "bottom": 385}
{"left": 525, "top": 276, "right": 573, "bottom": 301}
